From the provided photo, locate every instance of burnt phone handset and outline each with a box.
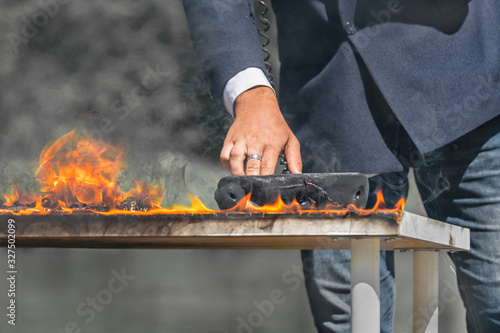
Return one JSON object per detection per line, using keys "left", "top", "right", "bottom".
{"left": 275, "top": 154, "right": 289, "bottom": 174}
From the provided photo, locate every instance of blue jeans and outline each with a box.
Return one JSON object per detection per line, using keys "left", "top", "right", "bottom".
{"left": 302, "top": 116, "right": 500, "bottom": 332}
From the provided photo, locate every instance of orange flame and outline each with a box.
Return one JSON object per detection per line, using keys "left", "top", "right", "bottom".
{"left": 35, "top": 130, "right": 124, "bottom": 207}
{"left": 226, "top": 193, "right": 302, "bottom": 212}
{"left": 2, "top": 184, "right": 38, "bottom": 207}
{"left": 97, "top": 193, "right": 214, "bottom": 215}
{"left": 1, "top": 129, "right": 164, "bottom": 212}
{"left": 225, "top": 189, "right": 405, "bottom": 215}
{"left": 1, "top": 129, "right": 405, "bottom": 216}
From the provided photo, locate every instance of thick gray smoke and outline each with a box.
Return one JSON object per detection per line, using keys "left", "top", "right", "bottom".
{"left": 0, "top": 0, "right": 233, "bottom": 207}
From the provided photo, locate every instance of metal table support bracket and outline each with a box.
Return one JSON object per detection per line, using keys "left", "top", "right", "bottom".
{"left": 0, "top": 211, "right": 469, "bottom": 332}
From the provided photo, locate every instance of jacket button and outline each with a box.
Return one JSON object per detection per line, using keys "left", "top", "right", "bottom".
{"left": 345, "top": 21, "right": 357, "bottom": 35}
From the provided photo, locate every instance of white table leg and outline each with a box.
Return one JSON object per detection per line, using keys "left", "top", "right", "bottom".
{"left": 413, "top": 250, "right": 439, "bottom": 333}
{"left": 351, "top": 238, "right": 380, "bottom": 333}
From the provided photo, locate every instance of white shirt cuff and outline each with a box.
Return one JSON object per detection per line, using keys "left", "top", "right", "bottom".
{"left": 223, "top": 67, "right": 274, "bottom": 117}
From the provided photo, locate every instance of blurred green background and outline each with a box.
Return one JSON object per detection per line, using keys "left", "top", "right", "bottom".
{"left": 0, "top": 1, "right": 465, "bottom": 332}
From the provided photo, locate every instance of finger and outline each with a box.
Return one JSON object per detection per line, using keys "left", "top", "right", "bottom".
{"left": 245, "top": 155, "right": 262, "bottom": 175}
{"left": 260, "top": 147, "right": 280, "bottom": 175}
{"left": 284, "top": 138, "right": 302, "bottom": 174}
{"left": 228, "top": 141, "right": 247, "bottom": 176}
{"left": 220, "top": 141, "right": 234, "bottom": 171}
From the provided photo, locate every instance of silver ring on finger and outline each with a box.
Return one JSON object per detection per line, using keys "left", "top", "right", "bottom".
{"left": 248, "top": 154, "right": 262, "bottom": 161}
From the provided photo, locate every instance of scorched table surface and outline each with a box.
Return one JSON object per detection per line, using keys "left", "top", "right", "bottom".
{"left": 0, "top": 211, "right": 469, "bottom": 251}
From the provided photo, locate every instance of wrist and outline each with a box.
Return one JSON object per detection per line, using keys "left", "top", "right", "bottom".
{"left": 223, "top": 67, "right": 274, "bottom": 117}
{"left": 234, "top": 86, "right": 278, "bottom": 118}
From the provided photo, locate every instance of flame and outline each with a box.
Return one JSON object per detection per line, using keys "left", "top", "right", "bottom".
{"left": 224, "top": 189, "right": 405, "bottom": 215}
{"left": 96, "top": 193, "right": 214, "bottom": 215}
{"left": 0, "top": 129, "right": 405, "bottom": 217}
{"left": 344, "top": 189, "right": 406, "bottom": 216}
{"left": 1, "top": 129, "right": 165, "bottom": 213}
{"left": 121, "top": 180, "right": 165, "bottom": 209}
{"left": 226, "top": 193, "right": 302, "bottom": 213}
{"left": 2, "top": 184, "right": 38, "bottom": 207}
{"left": 35, "top": 130, "right": 127, "bottom": 207}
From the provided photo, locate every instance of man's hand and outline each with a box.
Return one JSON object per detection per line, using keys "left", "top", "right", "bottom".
{"left": 220, "top": 86, "right": 302, "bottom": 175}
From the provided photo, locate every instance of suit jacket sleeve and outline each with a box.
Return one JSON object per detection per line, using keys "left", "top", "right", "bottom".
{"left": 182, "top": 0, "right": 267, "bottom": 111}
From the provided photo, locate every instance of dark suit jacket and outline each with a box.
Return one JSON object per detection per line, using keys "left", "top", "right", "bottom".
{"left": 183, "top": 0, "right": 500, "bottom": 173}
